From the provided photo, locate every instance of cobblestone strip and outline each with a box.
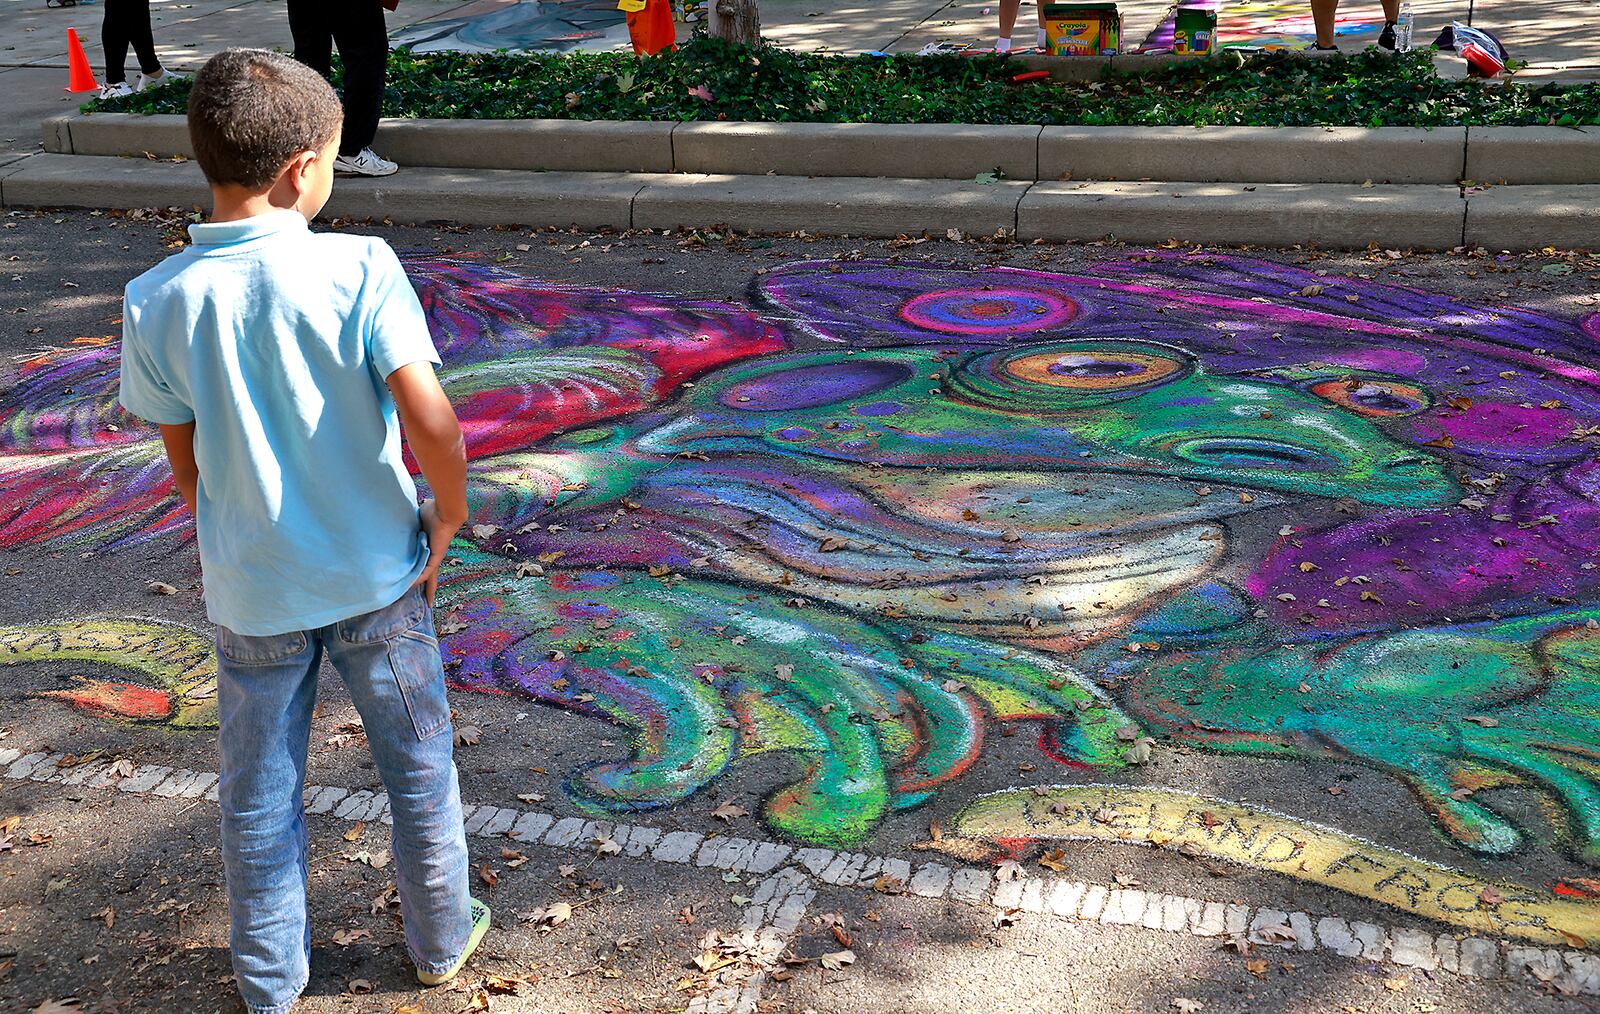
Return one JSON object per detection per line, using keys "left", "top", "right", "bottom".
{"left": 4, "top": 747, "right": 1592, "bottom": 997}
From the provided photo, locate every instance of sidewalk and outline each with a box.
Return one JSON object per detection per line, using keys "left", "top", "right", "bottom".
{"left": 3, "top": 0, "right": 1597, "bottom": 78}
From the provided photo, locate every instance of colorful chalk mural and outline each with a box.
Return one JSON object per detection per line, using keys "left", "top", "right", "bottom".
{"left": 3, "top": 254, "right": 1599, "bottom": 932}
{"left": 391, "top": 0, "right": 631, "bottom": 54}
{"left": 1140, "top": 0, "right": 1385, "bottom": 52}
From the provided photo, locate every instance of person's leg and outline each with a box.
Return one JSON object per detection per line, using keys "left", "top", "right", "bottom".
{"left": 325, "top": 588, "right": 471, "bottom": 976}
{"left": 1381, "top": 0, "right": 1399, "bottom": 20}
{"left": 124, "top": 0, "right": 163, "bottom": 75}
{"left": 215, "top": 626, "right": 323, "bottom": 1014}
{"left": 1034, "top": 0, "right": 1048, "bottom": 50}
{"left": 997, "top": 0, "right": 1021, "bottom": 50}
{"left": 101, "top": 0, "right": 131, "bottom": 84}
{"left": 329, "top": 0, "right": 389, "bottom": 156}
{"left": 287, "top": 0, "right": 334, "bottom": 78}
{"left": 1311, "top": 0, "right": 1339, "bottom": 48}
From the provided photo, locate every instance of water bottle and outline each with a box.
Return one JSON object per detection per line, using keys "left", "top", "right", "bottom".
{"left": 1395, "top": 2, "right": 1414, "bottom": 53}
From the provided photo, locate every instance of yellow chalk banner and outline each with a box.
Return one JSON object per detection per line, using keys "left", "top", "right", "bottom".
{"left": 951, "top": 784, "right": 1600, "bottom": 947}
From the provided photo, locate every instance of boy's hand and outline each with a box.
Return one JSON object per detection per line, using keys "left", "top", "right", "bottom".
{"left": 415, "top": 498, "right": 463, "bottom": 606}
{"left": 388, "top": 361, "right": 468, "bottom": 608}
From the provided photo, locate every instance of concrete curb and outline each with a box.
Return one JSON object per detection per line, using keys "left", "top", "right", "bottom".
{"left": 0, "top": 155, "right": 648, "bottom": 230}
{"left": 672, "top": 122, "right": 1041, "bottom": 181}
{"left": 49, "top": 113, "right": 1600, "bottom": 186}
{"left": 1464, "top": 126, "right": 1600, "bottom": 185}
{"left": 1040, "top": 126, "right": 1467, "bottom": 184}
{"left": 1019, "top": 181, "right": 1467, "bottom": 247}
{"left": 632, "top": 173, "right": 1029, "bottom": 236}
{"left": 1464, "top": 184, "right": 1600, "bottom": 249}
{"left": 10, "top": 152, "right": 1599, "bottom": 251}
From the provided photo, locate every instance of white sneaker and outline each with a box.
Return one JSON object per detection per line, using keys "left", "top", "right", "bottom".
{"left": 135, "top": 67, "right": 188, "bottom": 92}
{"left": 334, "top": 147, "right": 399, "bottom": 177}
{"left": 99, "top": 81, "right": 134, "bottom": 100}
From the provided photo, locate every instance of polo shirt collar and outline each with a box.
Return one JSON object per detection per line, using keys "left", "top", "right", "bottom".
{"left": 187, "top": 209, "right": 309, "bottom": 250}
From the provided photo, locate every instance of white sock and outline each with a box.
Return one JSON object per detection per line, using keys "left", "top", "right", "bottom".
{"left": 1037, "top": 27, "right": 1048, "bottom": 48}
{"left": 996, "top": 36, "right": 1012, "bottom": 52}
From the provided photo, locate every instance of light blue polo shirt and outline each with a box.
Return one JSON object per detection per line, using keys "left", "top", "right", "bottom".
{"left": 119, "top": 210, "right": 438, "bottom": 636}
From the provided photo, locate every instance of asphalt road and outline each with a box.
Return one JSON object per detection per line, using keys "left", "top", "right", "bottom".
{"left": 3, "top": 207, "right": 1600, "bottom": 1013}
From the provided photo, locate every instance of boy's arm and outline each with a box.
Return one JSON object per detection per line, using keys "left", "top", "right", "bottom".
{"left": 388, "top": 362, "right": 467, "bottom": 605}
{"left": 158, "top": 422, "right": 200, "bottom": 518}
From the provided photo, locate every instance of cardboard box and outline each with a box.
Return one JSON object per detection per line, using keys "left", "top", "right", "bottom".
{"left": 1173, "top": 6, "right": 1217, "bottom": 54}
{"left": 1043, "top": 3, "right": 1122, "bottom": 57}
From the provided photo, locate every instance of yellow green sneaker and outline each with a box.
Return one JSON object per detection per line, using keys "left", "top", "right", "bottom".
{"left": 417, "top": 897, "right": 491, "bottom": 986}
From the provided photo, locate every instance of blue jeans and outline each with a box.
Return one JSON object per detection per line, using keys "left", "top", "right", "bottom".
{"left": 215, "top": 585, "right": 471, "bottom": 1014}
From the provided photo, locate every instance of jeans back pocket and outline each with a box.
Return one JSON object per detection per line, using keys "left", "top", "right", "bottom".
{"left": 216, "top": 627, "right": 309, "bottom": 666}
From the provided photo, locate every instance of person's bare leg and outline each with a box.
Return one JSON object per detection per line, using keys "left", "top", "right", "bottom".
{"left": 1311, "top": 0, "right": 1338, "bottom": 47}
{"left": 998, "top": 0, "right": 1021, "bottom": 48}
{"left": 1381, "top": 0, "right": 1399, "bottom": 22}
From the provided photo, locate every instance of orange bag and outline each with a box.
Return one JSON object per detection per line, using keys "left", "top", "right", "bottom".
{"left": 626, "top": 0, "right": 676, "bottom": 55}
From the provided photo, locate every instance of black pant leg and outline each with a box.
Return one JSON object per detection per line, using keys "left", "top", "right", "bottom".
{"left": 329, "top": 1, "right": 389, "bottom": 155}
{"left": 125, "top": 0, "right": 162, "bottom": 75}
{"left": 101, "top": 0, "right": 131, "bottom": 84}
{"left": 287, "top": 0, "right": 334, "bottom": 77}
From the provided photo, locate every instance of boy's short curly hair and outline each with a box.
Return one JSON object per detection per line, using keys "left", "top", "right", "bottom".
{"left": 187, "top": 48, "right": 343, "bottom": 190}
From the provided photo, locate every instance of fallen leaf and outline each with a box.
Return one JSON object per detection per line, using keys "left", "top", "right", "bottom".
{"left": 1245, "top": 958, "right": 1269, "bottom": 977}
{"left": 343, "top": 821, "right": 367, "bottom": 842}
{"left": 995, "top": 859, "right": 1024, "bottom": 883}
{"left": 711, "top": 801, "right": 749, "bottom": 822}
{"left": 147, "top": 581, "right": 178, "bottom": 596}
{"left": 331, "top": 927, "right": 371, "bottom": 946}
{"left": 1173, "top": 1000, "right": 1205, "bottom": 1013}
{"left": 454, "top": 725, "right": 482, "bottom": 746}
{"left": 819, "top": 949, "right": 856, "bottom": 971}
{"left": 479, "top": 864, "right": 499, "bottom": 888}
{"left": 522, "top": 901, "right": 573, "bottom": 932}
{"left": 347, "top": 978, "right": 374, "bottom": 994}
{"left": 1382, "top": 977, "right": 1407, "bottom": 992}
{"left": 1253, "top": 923, "right": 1297, "bottom": 945}
{"left": 1465, "top": 715, "right": 1499, "bottom": 727}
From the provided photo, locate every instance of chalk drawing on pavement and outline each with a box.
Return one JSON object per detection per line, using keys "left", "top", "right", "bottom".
{"left": 3, "top": 254, "right": 1599, "bottom": 934}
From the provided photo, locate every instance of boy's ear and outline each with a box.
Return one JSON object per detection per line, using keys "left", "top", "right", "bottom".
{"left": 288, "top": 148, "right": 320, "bottom": 186}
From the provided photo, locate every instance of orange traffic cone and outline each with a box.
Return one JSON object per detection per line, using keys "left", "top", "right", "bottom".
{"left": 65, "top": 28, "right": 99, "bottom": 93}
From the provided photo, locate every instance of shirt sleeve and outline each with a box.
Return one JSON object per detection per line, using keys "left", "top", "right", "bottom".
{"left": 364, "top": 241, "right": 442, "bottom": 381}
{"left": 117, "top": 293, "right": 195, "bottom": 425}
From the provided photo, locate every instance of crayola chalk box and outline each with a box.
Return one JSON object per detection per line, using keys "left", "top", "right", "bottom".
{"left": 1043, "top": 3, "right": 1122, "bottom": 56}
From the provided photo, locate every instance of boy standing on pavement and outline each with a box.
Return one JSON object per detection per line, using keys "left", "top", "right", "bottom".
{"left": 117, "top": 48, "right": 488, "bottom": 1014}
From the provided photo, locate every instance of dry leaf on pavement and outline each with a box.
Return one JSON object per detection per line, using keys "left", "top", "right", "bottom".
{"left": 454, "top": 725, "right": 482, "bottom": 746}
{"left": 819, "top": 949, "right": 856, "bottom": 971}
{"left": 521, "top": 901, "right": 573, "bottom": 932}
{"left": 711, "top": 802, "right": 749, "bottom": 822}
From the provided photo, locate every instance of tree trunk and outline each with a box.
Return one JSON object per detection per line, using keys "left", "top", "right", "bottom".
{"left": 710, "top": 0, "right": 760, "bottom": 45}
